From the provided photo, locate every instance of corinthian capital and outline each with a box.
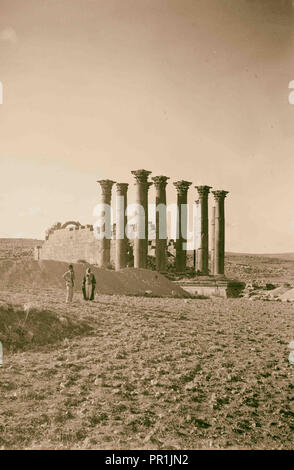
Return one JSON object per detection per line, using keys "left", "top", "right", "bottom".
{"left": 195, "top": 185, "right": 212, "bottom": 198}
{"left": 173, "top": 180, "right": 192, "bottom": 196}
{"left": 116, "top": 183, "right": 129, "bottom": 194}
{"left": 151, "top": 175, "right": 169, "bottom": 190}
{"left": 97, "top": 179, "right": 116, "bottom": 197}
{"left": 131, "top": 169, "right": 152, "bottom": 184}
{"left": 212, "top": 190, "right": 229, "bottom": 201}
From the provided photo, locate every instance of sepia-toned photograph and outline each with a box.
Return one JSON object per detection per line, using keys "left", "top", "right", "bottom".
{"left": 0, "top": 0, "right": 294, "bottom": 453}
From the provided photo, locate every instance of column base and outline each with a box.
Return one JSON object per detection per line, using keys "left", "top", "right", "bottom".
{"left": 174, "top": 276, "right": 245, "bottom": 298}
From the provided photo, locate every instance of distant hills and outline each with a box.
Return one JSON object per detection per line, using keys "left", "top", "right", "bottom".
{"left": 227, "top": 252, "right": 294, "bottom": 261}
{"left": 0, "top": 239, "right": 293, "bottom": 260}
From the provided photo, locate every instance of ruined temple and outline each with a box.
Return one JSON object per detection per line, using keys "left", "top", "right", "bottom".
{"left": 35, "top": 169, "right": 229, "bottom": 277}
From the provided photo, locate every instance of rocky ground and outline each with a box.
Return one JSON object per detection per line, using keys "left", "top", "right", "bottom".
{"left": 225, "top": 253, "right": 294, "bottom": 284}
{"left": 0, "top": 287, "right": 293, "bottom": 450}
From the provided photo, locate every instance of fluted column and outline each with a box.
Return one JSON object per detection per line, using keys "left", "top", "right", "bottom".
{"left": 211, "top": 206, "right": 215, "bottom": 274}
{"left": 97, "top": 179, "right": 115, "bottom": 268}
{"left": 173, "top": 180, "right": 192, "bottom": 273}
{"left": 195, "top": 185, "right": 211, "bottom": 275}
{"left": 152, "top": 175, "right": 169, "bottom": 272}
{"left": 131, "top": 169, "right": 152, "bottom": 268}
{"left": 115, "top": 183, "right": 129, "bottom": 270}
{"left": 212, "top": 190, "right": 229, "bottom": 276}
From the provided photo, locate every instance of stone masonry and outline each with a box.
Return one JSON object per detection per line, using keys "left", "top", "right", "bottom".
{"left": 37, "top": 224, "right": 102, "bottom": 265}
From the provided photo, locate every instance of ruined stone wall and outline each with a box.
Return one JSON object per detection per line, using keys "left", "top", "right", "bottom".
{"left": 37, "top": 225, "right": 178, "bottom": 268}
{"left": 37, "top": 226, "right": 117, "bottom": 265}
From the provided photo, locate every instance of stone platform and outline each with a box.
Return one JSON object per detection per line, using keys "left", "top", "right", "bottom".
{"left": 174, "top": 276, "right": 245, "bottom": 298}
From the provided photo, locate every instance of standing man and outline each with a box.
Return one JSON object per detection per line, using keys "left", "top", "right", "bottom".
{"left": 63, "top": 264, "right": 75, "bottom": 303}
{"left": 82, "top": 267, "right": 96, "bottom": 301}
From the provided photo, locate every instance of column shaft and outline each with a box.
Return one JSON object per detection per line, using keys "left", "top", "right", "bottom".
{"left": 97, "top": 179, "right": 115, "bottom": 268}
{"left": 195, "top": 199, "right": 200, "bottom": 272}
{"left": 131, "top": 169, "right": 152, "bottom": 268}
{"left": 212, "top": 190, "right": 229, "bottom": 275}
{"left": 211, "top": 206, "right": 216, "bottom": 274}
{"left": 173, "top": 181, "right": 192, "bottom": 273}
{"left": 195, "top": 186, "right": 211, "bottom": 275}
{"left": 144, "top": 182, "right": 153, "bottom": 263}
{"left": 152, "top": 176, "right": 169, "bottom": 271}
{"left": 115, "top": 183, "right": 128, "bottom": 270}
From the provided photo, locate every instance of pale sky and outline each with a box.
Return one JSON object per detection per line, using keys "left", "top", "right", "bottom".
{"left": 1, "top": 0, "right": 294, "bottom": 252}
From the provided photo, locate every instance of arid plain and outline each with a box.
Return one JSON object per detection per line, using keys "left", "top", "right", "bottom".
{"left": 0, "top": 240, "right": 293, "bottom": 450}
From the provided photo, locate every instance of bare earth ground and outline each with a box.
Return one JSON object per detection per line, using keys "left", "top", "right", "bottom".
{"left": 0, "top": 287, "right": 293, "bottom": 450}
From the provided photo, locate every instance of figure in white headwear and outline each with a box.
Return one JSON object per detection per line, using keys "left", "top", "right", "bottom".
{"left": 82, "top": 267, "right": 96, "bottom": 301}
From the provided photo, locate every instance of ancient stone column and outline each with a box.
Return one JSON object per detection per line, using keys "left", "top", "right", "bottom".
{"left": 212, "top": 190, "right": 229, "bottom": 276}
{"left": 115, "top": 183, "right": 129, "bottom": 270}
{"left": 152, "top": 175, "right": 169, "bottom": 272}
{"left": 145, "top": 181, "right": 153, "bottom": 262}
{"left": 195, "top": 185, "right": 211, "bottom": 275}
{"left": 211, "top": 206, "right": 216, "bottom": 274}
{"left": 173, "top": 180, "right": 192, "bottom": 273}
{"left": 195, "top": 199, "right": 200, "bottom": 272}
{"left": 97, "top": 179, "right": 115, "bottom": 268}
{"left": 131, "top": 169, "right": 152, "bottom": 268}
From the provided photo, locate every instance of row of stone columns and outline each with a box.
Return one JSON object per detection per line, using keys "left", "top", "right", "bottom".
{"left": 196, "top": 187, "right": 228, "bottom": 275}
{"left": 97, "top": 172, "right": 228, "bottom": 275}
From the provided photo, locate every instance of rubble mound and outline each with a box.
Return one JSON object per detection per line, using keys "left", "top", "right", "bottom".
{"left": 268, "top": 286, "right": 292, "bottom": 298}
{"left": 279, "top": 288, "right": 294, "bottom": 302}
{"left": 0, "top": 259, "right": 187, "bottom": 298}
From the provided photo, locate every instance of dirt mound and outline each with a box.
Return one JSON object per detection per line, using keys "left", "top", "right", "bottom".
{"left": 0, "top": 302, "right": 92, "bottom": 352}
{"left": 268, "top": 286, "right": 292, "bottom": 297}
{"left": 0, "top": 260, "right": 187, "bottom": 297}
{"left": 279, "top": 288, "right": 294, "bottom": 301}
